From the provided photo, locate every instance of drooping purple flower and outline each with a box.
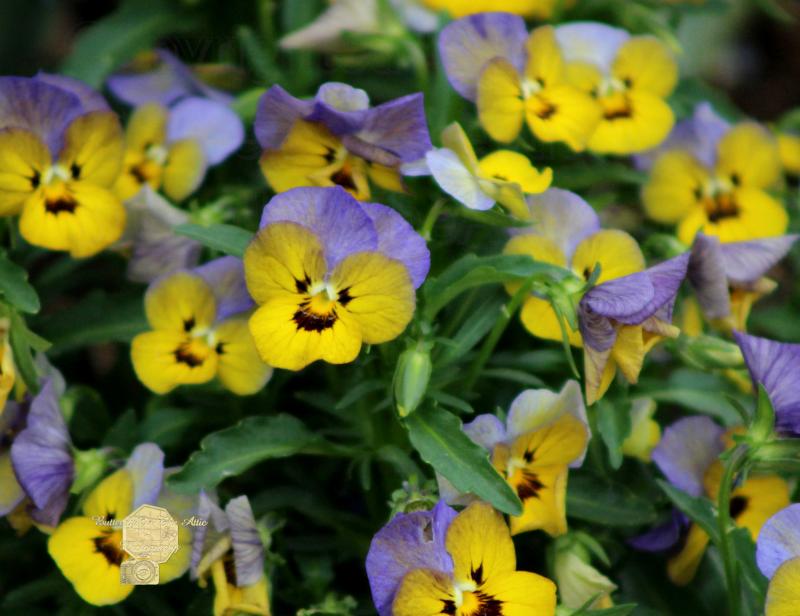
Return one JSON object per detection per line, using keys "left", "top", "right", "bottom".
{"left": 107, "top": 49, "right": 234, "bottom": 107}
{"left": 756, "top": 504, "right": 800, "bottom": 579}
{"left": 734, "top": 331, "right": 800, "bottom": 435}
{"left": 9, "top": 380, "right": 75, "bottom": 527}
{"left": 366, "top": 500, "right": 457, "bottom": 616}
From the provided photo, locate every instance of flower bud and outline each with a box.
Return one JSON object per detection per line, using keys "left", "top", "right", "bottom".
{"left": 679, "top": 334, "right": 744, "bottom": 370}
{"left": 70, "top": 448, "right": 109, "bottom": 495}
{"left": 393, "top": 347, "right": 432, "bottom": 417}
{"left": 553, "top": 534, "right": 617, "bottom": 610}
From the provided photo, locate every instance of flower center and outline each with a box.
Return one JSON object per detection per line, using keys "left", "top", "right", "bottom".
{"left": 93, "top": 529, "right": 125, "bottom": 567}
{"left": 145, "top": 143, "right": 169, "bottom": 166}
{"left": 698, "top": 176, "right": 740, "bottom": 222}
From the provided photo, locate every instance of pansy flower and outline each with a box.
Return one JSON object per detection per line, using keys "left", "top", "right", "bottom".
{"left": 554, "top": 22, "right": 678, "bottom": 154}
{"left": 131, "top": 256, "right": 271, "bottom": 395}
{"left": 0, "top": 317, "right": 15, "bottom": 409}
{"left": 114, "top": 97, "right": 243, "bottom": 202}
{"left": 243, "top": 187, "right": 429, "bottom": 370}
{"left": 117, "top": 185, "right": 202, "bottom": 283}
{"left": 650, "top": 416, "right": 790, "bottom": 585}
{"left": 366, "top": 500, "right": 557, "bottom": 616}
{"left": 107, "top": 49, "right": 235, "bottom": 107}
{"left": 756, "top": 504, "right": 800, "bottom": 616}
{"left": 0, "top": 76, "right": 126, "bottom": 257}
{"left": 255, "top": 83, "right": 431, "bottom": 201}
{"left": 0, "top": 379, "right": 73, "bottom": 531}
{"left": 424, "top": 0, "right": 574, "bottom": 19}
{"left": 191, "top": 493, "right": 270, "bottom": 616}
{"left": 48, "top": 443, "right": 192, "bottom": 606}
{"left": 504, "top": 188, "right": 687, "bottom": 403}
{"left": 688, "top": 233, "right": 798, "bottom": 331}
{"left": 426, "top": 122, "right": 551, "bottom": 217}
{"left": 735, "top": 331, "right": 800, "bottom": 436}
{"left": 642, "top": 104, "right": 785, "bottom": 244}
{"left": 439, "top": 14, "right": 600, "bottom": 150}
{"left": 437, "top": 381, "right": 589, "bottom": 536}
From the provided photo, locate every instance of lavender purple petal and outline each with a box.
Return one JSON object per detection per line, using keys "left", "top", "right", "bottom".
{"left": 124, "top": 443, "right": 165, "bottom": 508}
{"left": 167, "top": 97, "right": 244, "bottom": 165}
{"left": 307, "top": 82, "right": 370, "bottom": 135}
{"left": 254, "top": 85, "right": 313, "bottom": 151}
{"left": 35, "top": 73, "right": 109, "bottom": 113}
{"left": 756, "top": 504, "right": 800, "bottom": 579}
{"left": 194, "top": 256, "right": 254, "bottom": 320}
{"left": 354, "top": 93, "right": 432, "bottom": 163}
{"left": 629, "top": 510, "right": 687, "bottom": 552}
{"left": 226, "top": 495, "right": 264, "bottom": 586}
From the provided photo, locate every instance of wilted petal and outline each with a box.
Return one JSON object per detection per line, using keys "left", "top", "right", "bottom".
{"left": 366, "top": 500, "right": 457, "bottom": 616}
{"left": 254, "top": 85, "right": 314, "bottom": 151}
{"left": 226, "top": 495, "right": 264, "bottom": 586}
{"left": 359, "top": 202, "right": 430, "bottom": 289}
{"left": 438, "top": 12, "right": 528, "bottom": 101}
{"left": 124, "top": 443, "right": 165, "bottom": 508}
{"left": 308, "top": 82, "right": 370, "bottom": 135}
{"left": 259, "top": 186, "right": 377, "bottom": 268}
{"left": 756, "top": 504, "right": 800, "bottom": 579}
{"left": 35, "top": 73, "right": 109, "bottom": 113}
{"left": 687, "top": 234, "right": 731, "bottom": 320}
{"left": 194, "top": 256, "right": 254, "bottom": 320}
{"left": 555, "top": 22, "right": 629, "bottom": 74}
{"left": 719, "top": 235, "right": 799, "bottom": 286}
{"left": 355, "top": 93, "right": 432, "bottom": 163}
{"left": 426, "top": 148, "right": 493, "bottom": 211}
{"left": 167, "top": 97, "right": 244, "bottom": 165}
{"left": 279, "top": 0, "right": 380, "bottom": 53}
{"left": 735, "top": 331, "right": 800, "bottom": 434}
{"left": 9, "top": 380, "right": 74, "bottom": 526}
{"left": 651, "top": 416, "right": 725, "bottom": 497}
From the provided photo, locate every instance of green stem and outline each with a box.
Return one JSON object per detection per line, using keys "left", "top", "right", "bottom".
{"left": 463, "top": 278, "right": 534, "bottom": 392}
{"left": 419, "top": 199, "right": 446, "bottom": 241}
{"left": 716, "top": 445, "right": 748, "bottom": 616}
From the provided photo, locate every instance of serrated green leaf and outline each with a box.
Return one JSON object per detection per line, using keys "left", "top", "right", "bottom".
{"left": 404, "top": 405, "right": 522, "bottom": 515}
{"left": 168, "top": 414, "right": 328, "bottom": 493}
{"left": 0, "top": 254, "right": 39, "bottom": 314}
{"left": 596, "top": 399, "right": 632, "bottom": 470}
{"left": 567, "top": 473, "right": 658, "bottom": 527}
{"left": 174, "top": 223, "right": 253, "bottom": 258}
{"left": 657, "top": 480, "right": 721, "bottom": 544}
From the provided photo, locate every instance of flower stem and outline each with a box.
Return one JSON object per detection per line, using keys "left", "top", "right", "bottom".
{"left": 716, "top": 445, "right": 748, "bottom": 616}
{"left": 420, "top": 199, "right": 446, "bottom": 241}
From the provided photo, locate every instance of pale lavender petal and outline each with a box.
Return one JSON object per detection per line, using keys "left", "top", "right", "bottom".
{"left": 366, "top": 500, "right": 456, "bottom": 616}
{"left": 359, "top": 202, "right": 430, "bottom": 289}
{"left": 438, "top": 12, "right": 528, "bottom": 101}
{"left": 308, "top": 82, "right": 370, "bottom": 135}
{"left": 425, "top": 148, "right": 492, "bottom": 211}
{"left": 167, "top": 97, "right": 244, "bottom": 165}
{"left": 125, "top": 443, "right": 165, "bottom": 508}
{"left": 756, "top": 504, "right": 800, "bottom": 579}
{"left": 463, "top": 414, "right": 506, "bottom": 452}
{"left": 354, "top": 93, "right": 432, "bottom": 163}
{"left": 719, "top": 235, "right": 799, "bottom": 286}
{"left": 190, "top": 491, "right": 228, "bottom": 579}
{"left": 391, "top": 0, "right": 439, "bottom": 33}
{"left": 226, "top": 496, "right": 264, "bottom": 586}
{"left": 9, "top": 380, "right": 74, "bottom": 526}
{"left": 254, "top": 85, "right": 313, "bottom": 150}
{"left": 259, "top": 187, "right": 378, "bottom": 269}
{"left": 651, "top": 416, "right": 725, "bottom": 497}
{"left": 0, "top": 77, "right": 83, "bottom": 155}
{"left": 735, "top": 331, "right": 800, "bottom": 435}
{"left": 629, "top": 510, "right": 686, "bottom": 552}
{"left": 194, "top": 256, "right": 254, "bottom": 320}
{"left": 554, "top": 22, "right": 629, "bottom": 74}
{"left": 510, "top": 189, "right": 600, "bottom": 260}
{"left": 687, "top": 234, "right": 731, "bottom": 320}
{"left": 35, "top": 73, "right": 109, "bottom": 112}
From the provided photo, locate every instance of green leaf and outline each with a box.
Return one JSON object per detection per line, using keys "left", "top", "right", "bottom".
{"left": 578, "top": 605, "right": 638, "bottom": 616}
{"left": 751, "top": 383, "right": 776, "bottom": 441}
{"left": 646, "top": 389, "right": 740, "bottom": 426}
{"left": 730, "top": 527, "right": 768, "bottom": 605}
{"left": 404, "top": 405, "right": 522, "bottom": 515}
{"left": 60, "top": 0, "right": 196, "bottom": 88}
{"left": 596, "top": 399, "right": 632, "bottom": 470}
{"left": 422, "top": 254, "right": 567, "bottom": 320}
{"left": 437, "top": 294, "right": 504, "bottom": 367}
{"left": 8, "top": 310, "right": 39, "bottom": 394}
{"left": 168, "top": 414, "right": 327, "bottom": 493}
{"left": 657, "top": 480, "right": 721, "bottom": 544}
{"left": 174, "top": 223, "right": 253, "bottom": 258}
{"left": 567, "top": 473, "right": 658, "bottom": 527}
{"left": 0, "top": 254, "right": 39, "bottom": 314}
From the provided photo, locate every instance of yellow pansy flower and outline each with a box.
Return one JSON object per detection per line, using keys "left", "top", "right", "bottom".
{"left": 423, "top": 0, "right": 575, "bottom": 19}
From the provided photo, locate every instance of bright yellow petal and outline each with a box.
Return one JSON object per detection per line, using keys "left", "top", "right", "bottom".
{"left": 213, "top": 318, "right": 272, "bottom": 395}
{"left": 520, "top": 295, "right": 582, "bottom": 346}
{"left": 445, "top": 501, "right": 516, "bottom": 586}
{"left": 777, "top": 133, "right": 800, "bottom": 175}
{"left": 0, "top": 451, "right": 24, "bottom": 514}
{"left": 584, "top": 351, "right": 617, "bottom": 406}
{"left": 611, "top": 325, "right": 645, "bottom": 385}
{"left": 477, "top": 58, "right": 525, "bottom": 144}
{"left": 667, "top": 523, "right": 709, "bottom": 586}
{"left": 126, "top": 103, "right": 168, "bottom": 152}
{"left": 524, "top": 26, "right": 565, "bottom": 87}
{"left": 478, "top": 150, "right": 552, "bottom": 200}
{"left": 163, "top": 139, "right": 205, "bottom": 201}
{"left": 731, "top": 475, "right": 791, "bottom": 541}
{"left": 114, "top": 149, "right": 162, "bottom": 201}
{"left": 83, "top": 469, "right": 133, "bottom": 519}
{"left": 479, "top": 570, "right": 557, "bottom": 616}
{"left": 510, "top": 414, "right": 589, "bottom": 468}
{"left": 159, "top": 524, "right": 192, "bottom": 584}
{"left": 526, "top": 85, "right": 601, "bottom": 152}
{"left": 564, "top": 60, "right": 603, "bottom": 94}
{"left": 715, "top": 123, "right": 781, "bottom": 189}
{"left": 766, "top": 558, "right": 800, "bottom": 616}
{"left": 144, "top": 271, "right": 216, "bottom": 332}
{"left": 642, "top": 150, "right": 708, "bottom": 225}
{"left": 331, "top": 252, "right": 415, "bottom": 345}
{"left": 366, "top": 160, "right": 404, "bottom": 194}
{"left": 18, "top": 181, "right": 126, "bottom": 258}
{"left": 392, "top": 568, "right": 455, "bottom": 616}
{"left": 571, "top": 230, "right": 644, "bottom": 284}
{"left": 59, "top": 111, "right": 124, "bottom": 187}
{"left": 48, "top": 517, "right": 133, "bottom": 606}
{"left": 612, "top": 36, "right": 678, "bottom": 97}
{"left": 244, "top": 221, "right": 327, "bottom": 305}
{"left": 131, "top": 330, "right": 218, "bottom": 394}
{"left": 248, "top": 294, "right": 362, "bottom": 371}
{"left": 588, "top": 90, "right": 674, "bottom": 155}
{"left": 0, "top": 129, "right": 50, "bottom": 215}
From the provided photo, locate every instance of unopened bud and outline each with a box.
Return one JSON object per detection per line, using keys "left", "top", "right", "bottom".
{"left": 393, "top": 347, "right": 432, "bottom": 417}
{"left": 70, "top": 448, "right": 109, "bottom": 494}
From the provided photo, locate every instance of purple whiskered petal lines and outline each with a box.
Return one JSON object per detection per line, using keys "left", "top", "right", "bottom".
{"left": 226, "top": 495, "right": 265, "bottom": 586}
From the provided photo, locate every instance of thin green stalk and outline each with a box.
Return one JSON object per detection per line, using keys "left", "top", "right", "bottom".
{"left": 420, "top": 199, "right": 446, "bottom": 241}
{"left": 716, "top": 445, "right": 748, "bottom": 616}
{"left": 463, "top": 278, "right": 534, "bottom": 392}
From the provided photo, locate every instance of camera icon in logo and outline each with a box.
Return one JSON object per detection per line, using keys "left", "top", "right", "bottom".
{"left": 120, "top": 559, "right": 159, "bottom": 585}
